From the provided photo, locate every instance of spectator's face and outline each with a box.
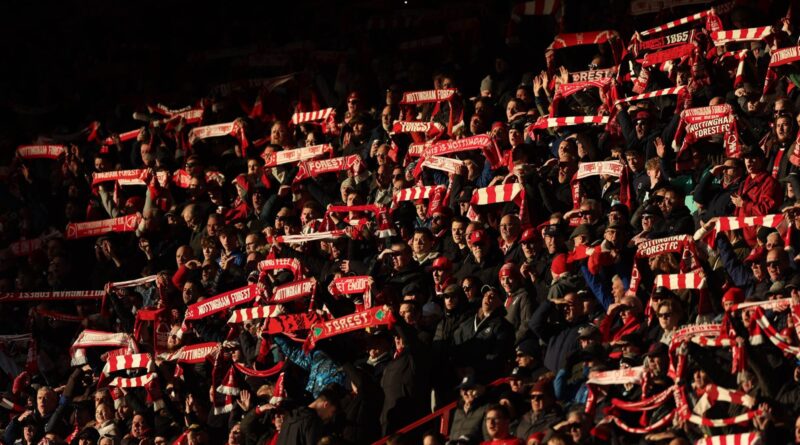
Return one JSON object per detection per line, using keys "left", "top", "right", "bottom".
{"left": 411, "top": 233, "right": 431, "bottom": 255}
{"left": 462, "top": 279, "right": 479, "bottom": 301}
{"left": 176, "top": 246, "right": 193, "bottom": 266}
{"left": 634, "top": 119, "right": 649, "bottom": 138}
{"left": 432, "top": 268, "right": 446, "bottom": 284}
{"left": 399, "top": 303, "right": 417, "bottom": 324}
{"left": 516, "top": 352, "right": 534, "bottom": 368}
{"left": 37, "top": 389, "right": 56, "bottom": 416}
{"left": 247, "top": 160, "right": 261, "bottom": 175}
{"left": 415, "top": 203, "right": 427, "bottom": 219}
{"left": 500, "top": 274, "right": 518, "bottom": 293}
{"left": 565, "top": 412, "right": 587, "bottom": 443}
{"left": 506, "top": 100, "right": 519, "bottom": 121}
{"left": 509, "top": 128, "right": 523, "bottom": 147}
{"left": 485, "top": 409, "right": 510, "bottom": 438}
{"left": 558, "top": 159, "right": 576, "bottom": 183}
{"left": 183, "top": 282, "right": 199, "bottom": 305}
{"left": 625, "top": 152, "right": 643, "bottom": 171}
{"left": 530, "top": 391, "right": 550, "bottom": 414}
{"left": 482, "top": 290, "right": 501, "bottom": 315}
{"left": 353, "top": 122, "right": 366, "bottom": 138}
{"left": 660, "top": 192, "right": 678, "bottom": 215}
{"left": 560, "top": 293, "right": 581, "bottom": 322}
{"left": 657, "top": 305, "right": 676, "bottom": 330}
{"left": 766, "top": 233, "right": 782, "bottom": 251}
{"left": 544, "top": 234, "right": 557, "bottom": 254}
{"left": 611, "top": 279, "right": 625, "bottom": 302}
{"left": 469, "top": 241, "right": 485, "bottom": 262}
{"left": 579, "top": 204, "right": 597, "bottom": 225}
{"left": 245, "top": 235, "right": 261, "bottom": 254}
{"left": 767, "top": 251, "right": 787, "bottom": 281}
{"left": 722, "top": 160, "right": 743, "bottom": 185}
{"left": 391, "top": 246, "right": 411, "bottom": 270}
{"left": 202, "top": 243, "right": 219, "bottom": 261}
{"left": 604, "top": 228, "right": 619, "bottom": 247}
{"left": 24, "top": 425, "right": 36, "bottom": 442}
{"left": 470, "top": 114, "right": 485, "bottom": 134}
{"left": 271, "top": 123, "right": 289, "bottom": 146}
{"left": 777, "top": 117, "right": 792, "bottom": 142}
{"left": 392, "top": 168, "right": 406, "bottom": 190}
{"left": 206, "top": 217, "right": 221, "bottom": 237}
{"left": 381, "top": 106, "right": 392, "bottom": 130}
{"left": 744, "top": 156, "right": 763, "bottom": 174}
{"left": 499, "top": 215, "right": 520, "bottom": 242}
{"left": 522, "top": 239, "right": 537, "bottom": 258}
{"left": 347, "top": 96, "right": 360, "bottom": 114}
{"left": 220, "top": 233, "right": 238, "bottom": 252}
{"left": 376, "top": 146, "right": 389, "bottom": 166}
{"left": 443, "top": 292, "right": 459, "bottom": 310}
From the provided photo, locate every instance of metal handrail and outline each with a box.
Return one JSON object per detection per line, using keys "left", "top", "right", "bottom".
{"left": 371, "top": 377, "right": 510, "bottom": 445}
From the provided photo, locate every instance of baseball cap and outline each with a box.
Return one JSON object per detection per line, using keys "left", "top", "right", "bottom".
{"left": 432, "top": 256, "right": 452, "bottom": 271}
{"left": 468, "top": 229, "right": 486, "bottom": 245}
{"left": 520, "top": 227, "right": 539, "bottom": 243}
{"left": 499, "top": 262, "right": 520, "bottom": 279}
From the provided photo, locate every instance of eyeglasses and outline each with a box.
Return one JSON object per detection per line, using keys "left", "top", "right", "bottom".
{"left": 393, "top": 175, "right": 404, "bottom": 180}
{"left": 530, "top": 394, "right": 544, "bottom": 401}
{"left": 444, "top": 294, "right": 458, "bottom": 299}
{"left": 766, "top": 260, "right": 781, "bottom": 268}
{"left": 657, "top": 312, "right": 672, "bottom": 319}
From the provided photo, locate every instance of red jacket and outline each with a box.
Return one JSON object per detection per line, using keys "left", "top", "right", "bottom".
{"left": 737, "top": 172, "right": 782, "bottom": 245}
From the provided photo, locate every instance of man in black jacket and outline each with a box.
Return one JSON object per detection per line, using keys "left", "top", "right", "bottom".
{"left": 454, "top": 229, "right": 503, "bottom": 289}
{"left": 276, "top": 388, "right": 341, "bottom": 445}
{"left": 452, "top": 285, "right": 515, "bottom": 382}
{"left": 694, "top": 157, "right": 745, "bottom": 222}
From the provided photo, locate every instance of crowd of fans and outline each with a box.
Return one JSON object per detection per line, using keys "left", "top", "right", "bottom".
{"left": 4, "top": 1, "right": 800, "bottom": 444}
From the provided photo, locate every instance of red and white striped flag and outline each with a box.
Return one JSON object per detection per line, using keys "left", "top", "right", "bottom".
{"left": 615, "top": 86, "right": 685, "bottom": 105}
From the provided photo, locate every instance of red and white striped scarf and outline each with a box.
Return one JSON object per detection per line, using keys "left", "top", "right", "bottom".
{"left": 0, "top": 290, "right": 105, "bottom": 303}
{"left": 16, "top": 144, "right": 66, "bottom": 160}
{"left": 291, "top": 108, "right": 334, "bottom": 125}
{"left": 184, "top": 284, "right": 258, "bottom": 321}
{"left": 188, "top": 121, "right": 248, "bottom": 154}
{"left": 693, "top": 384, "right": 755, "bottom": 416}
{"left": 262, "top": 144, "right": 332, "bottom": 167}
{"left": 602, "top": 411, "right": 675, "bottom": 434}
{"left": 641, "top": 43, "right": 695, "bottom": 68}
{"left": 676, "top": 386, "right": 761, "bottom": 428}
{"left": 108, "top": 275, "right": 157, "bottom": 290}
{"left": 610, "top": 384, "right": 675, "bottom": 411}
{"left": 751, "top": 306, "right": 800, "bottom": 358}
{"left": 695, "top": 433, "right": 762, "bottom": 445}
{"left": 66, "top": 214, "right": 140, "bottom": 239}
{"left": 263, "top": 313, "right": 323, "bottom": 335}
{"left": 418, "top": 156, "right": 464, "bottom": 175}
{"left": 415, "top": 134, "right": 499, "bottom": 170}
{"left": 269, "top": 278, "right": 316, "bottom": 306}
{"left": 392, "top": 185, "right": 443, "bottom": 204}
{"left": 91, "top": 169, "right": 147, "bottom": 187}
{"left": 763, "top": 46, "right": 800, "bottom": 96}
{"left": 158, "top": 342, "right": 220, "bottom": 364}
{"left": 101, "top": 353, "right": 155, "bottom": 386}
{"left": 328, "top": 276, "right": 372, "bottom": 309}
{"left": 227, "top": 304, "right": 283, "bottom": 324}
{"left": 293, "top": 155, "right": 364, "bottom": 183}
{"left": 654, "top": 271, "right": 706, "bottom": 290}
{"left": 470, "top": 183, "right": 528, "bottom": 225}
{"left": 629, "top": 235, "right": 698, "bottom": 292}
{"left": 633, "top": 29, "right": 694, "bottom": 55}
{"left": 70, "top": 330, "right": 136, "bottom": 366}
{"left": 270, "top": 230, "right": 347, "bottom": 244}
{"left": 304, "top": 306, "right": 393, "bottom": 351}
{"left": 639, "top": 9, "right": 720, "bottom": 36}
{"left": 614, "top": 86, "right": 685, "bottom": 106}
{"left": 587, "top": 366, "right": 645, "bottom": 385}
{"left": 711, "top": 27, "right": 773, "bottom": 46}
{"left": 546, "top": 30, "right": 625, "bottom": 72}
{"left": 569, "top": 160, "right": 630, "bottom": 210}
{"left": 258, "top": 258, "right": 302, "bottom": 279}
